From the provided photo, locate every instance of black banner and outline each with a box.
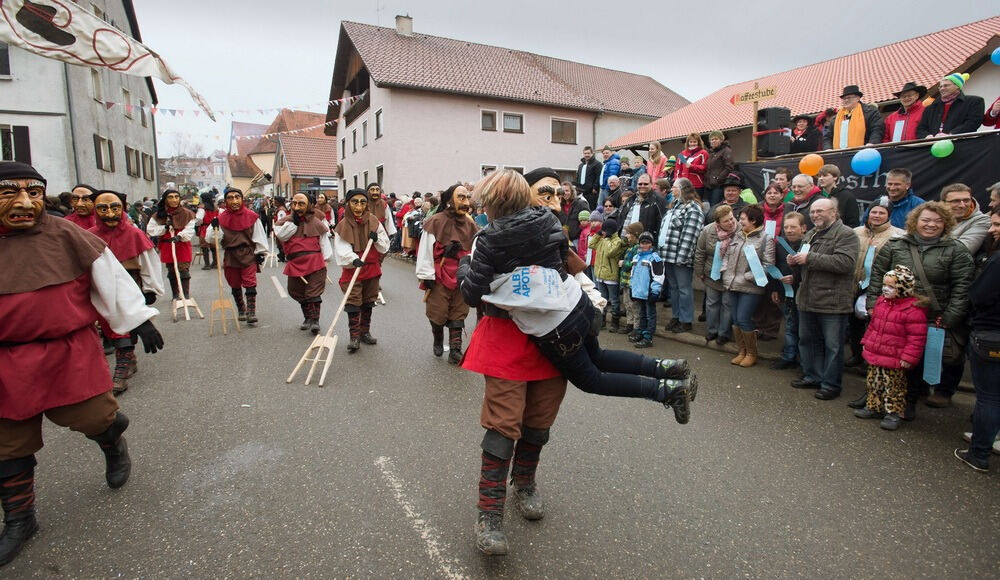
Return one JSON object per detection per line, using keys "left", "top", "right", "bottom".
{"left": 738, "top": 131, "right": 1000, "bottom": 209}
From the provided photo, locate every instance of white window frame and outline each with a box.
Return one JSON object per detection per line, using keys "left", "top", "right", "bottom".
{"left": 124, "top": 146, "right": 141, "bottom": 177}
{"left": 341, "top": 137, "right": 346, "bottom": 159}
{"left": 376, "top": 164, "right": 383, "bottom": 185}
{"left": 141, "top": 153, "right": 154, "bottom": 181}
{"left": 353, "top": 174, "right": 359, "bottom": 189}
{"left": 363, "top": 170, "right": 369, "bottom": 185}
{"left": 139, "top": 98, "right": 147, "bottom": 127}
{"left": 481, "top": 109, "right": 497, "bottom": 132}
{"left": 480, "top": 164, "right": 498, "bottom": 177}
{"left": 352, "top": 129, "right": 357, "bottom": 153}
{"left": 374, "top": 109, "right": 383, "bottom": 139}
{"left": 501, "top": 112, "right": 524, "bottom": 134}
{"left": 503, "top": 165, "right": 524, "bottom": 174}
{"left": 122, "top": 87, "right": 133, "bottom": 119}
{"left": 95, "top": 135, "right": 113, "bottom": 172}
{"left": 91, "top": 68, "right": 103, "bottom": 102}
{"left": 362, "top": 120, "right": 368, "bottom": 147}
{"left": 550, "top": 116, "right": 578, "bottom": 145}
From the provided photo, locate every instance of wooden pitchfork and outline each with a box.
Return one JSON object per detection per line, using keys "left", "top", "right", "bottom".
{"left": 169, "top": 226, "right": 204, "bottom": 322}
{"left": 208, "top": 225, "right": 240, "bottom": 336}
{"left": 287, "top": 238, "right": 374, "bottom": 387}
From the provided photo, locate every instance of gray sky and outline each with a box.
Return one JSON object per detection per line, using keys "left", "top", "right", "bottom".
{"left": 132, "top": 0, "right": 998, "bottom": 156}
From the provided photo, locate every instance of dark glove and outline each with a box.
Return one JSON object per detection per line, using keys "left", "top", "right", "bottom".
{"left": 255, "top": 254, "right": 266, "bottom": 265}
{"left": 352, "top": 258, "right": 364, "bottom": 268}
{"left": 423, "top": 279, "right": 436, "bottom": 290}
{"left": 143, "top": 291, "right": 157, "bottom": 306}
{"left": 443, "top": 241, "right": 463, "bottom": 259}
{"left": 210, "top": 217, "right": 219, "bottom": 228}
{"left": 155, "top": 203, "right": 167, "bottom": 219}
{"left": 133, "top": 320, "right": 163, "bottom": 354}
{"left": 292, "top": 213, "right": 302, "bottom": 225}
{"left": 368, "top": 231, "right": 379, "bottom": 242}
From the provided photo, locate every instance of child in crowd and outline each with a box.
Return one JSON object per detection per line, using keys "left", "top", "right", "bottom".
{"left": 768, "top": 211, "right": 807, "bottom": 370}
{"left": 629, "top": 232, "right": 665, "bottom": 348}
{"left": 576, "top": 210, "right": 595, "bottom": 280}
{"left": 619, "top": 222, "right": 644, "bottom": 341}
{"left": 589, "top": 218, "right": 625, "bottom": 332}
{"left": 459, "top": 170, "right": 696, "bottom": 423}
{"left": 855, "top": 265, "right": 928, "bottom": 431}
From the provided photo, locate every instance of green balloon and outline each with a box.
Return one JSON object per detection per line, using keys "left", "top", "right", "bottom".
{"left": 931, "top": 139, "right": 955, "bottom": 158}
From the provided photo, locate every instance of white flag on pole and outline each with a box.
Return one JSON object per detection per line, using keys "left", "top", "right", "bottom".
{"left": 0, "top": 0, "right": 215, "bottom": 120}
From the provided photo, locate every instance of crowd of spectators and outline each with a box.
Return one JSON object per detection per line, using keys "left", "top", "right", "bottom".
{"left": 550, "top": 73, "right": 1000, "bottom": 471}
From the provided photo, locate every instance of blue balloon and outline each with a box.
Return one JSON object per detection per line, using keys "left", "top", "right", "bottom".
{"left": 993, "top": 47, "right": 1000, "bottom": 66}
{"left": 850, "top": 148, "right": 882, "bottom": 176}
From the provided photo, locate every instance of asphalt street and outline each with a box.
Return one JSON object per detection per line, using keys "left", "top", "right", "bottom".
{"left": 6, "top": 256, "right": 998, "bottom": 578}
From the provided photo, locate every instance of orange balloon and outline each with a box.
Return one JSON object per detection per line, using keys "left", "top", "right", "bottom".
{"left": 799, "top": 153, "right": 824, "bottom": 176}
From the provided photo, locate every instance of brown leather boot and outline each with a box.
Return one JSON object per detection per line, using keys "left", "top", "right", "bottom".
{"left": 739, "top": 329, "right": 758, "bottom": 367}
{"left": 730, "top": 328, "right": 746, "bottom": 365}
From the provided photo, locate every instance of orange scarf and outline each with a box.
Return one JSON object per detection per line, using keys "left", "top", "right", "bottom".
{"left": 832, "top": 105, "right": 866, "bottom": 149}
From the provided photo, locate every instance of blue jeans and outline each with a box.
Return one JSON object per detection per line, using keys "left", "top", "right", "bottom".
{"left": 597, "top": 188, "right": 610, "bottom": 208}
{"left": 728, "top": 291, "right": 761, "bottom": 332}
{"left": 664, "top": 264, "right": 694, "bottom": 323}
{"left": 704, "top": 286, "right": 732, "bottom": 339}
{"left": 798, "top": 311, "right": 848, "bottom": 392}
{"left": 968, "top": 344, "right": 1000, "bottom": 464}
{"left": 780, "top": 300, "right": 800, "bottom": 361}
{"left": 596, "top": 280, "right": 620, "bottom": 316}
{"left": 636, "top": 298, "right": 658, "bottom": 340}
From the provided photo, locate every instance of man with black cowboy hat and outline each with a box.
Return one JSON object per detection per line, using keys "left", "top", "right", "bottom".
{"left": 790, "top": 113, "right": 821, "bottom": 153}
{"left": 275, "top": 192, "right": 333, "bottom": 334}
{"left": 883, "top": 82, "right": 928, "bottom": 143}
{"left": 416, "top": 183, "right": 476, "bottom": 363}
{"left": 87, "top": 189, "right": 164, "bottom": 394}
{"left": 206, "top": 187, "right": 269, "bottom": 324}
{"left": 0, "top": 161, "right": 164, "bottom": 567}
{"left": 332, "top": 189, "right": 391, "bottom": 352}
{"left": 146, "top": 188, "right": 197, "bottom": 301}
{"left": 824, "top": 85, "right": 883, "bottom": 150}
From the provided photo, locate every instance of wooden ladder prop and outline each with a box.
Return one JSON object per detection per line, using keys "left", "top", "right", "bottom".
{"left": 169, "top": 227, "right": 204, "bottom": 322}
{"left": 208, "top": 226, "right": 240, "bottom": 336}
{"left": 287, "top": 238, "right": 373, "bottom": 387}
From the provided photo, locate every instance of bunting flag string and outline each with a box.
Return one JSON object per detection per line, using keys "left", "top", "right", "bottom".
{"left": 157, "top": 120, "right": 337, "bottom": 141}
{"left": 99, "top": 92, "right": 365, "bottom": 119}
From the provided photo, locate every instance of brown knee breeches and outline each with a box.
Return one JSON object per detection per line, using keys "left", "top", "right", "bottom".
{"left": 0, "top": 391, "right": 118, "bottom": 460}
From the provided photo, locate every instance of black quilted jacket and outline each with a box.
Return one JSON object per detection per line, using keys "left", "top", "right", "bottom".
{"left": 459, "top": 207, "right": 568, "bottom": 307}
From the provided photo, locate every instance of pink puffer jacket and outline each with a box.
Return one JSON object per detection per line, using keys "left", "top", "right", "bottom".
{"left": 861, "top": 295, "right": 928, "bottom": 368}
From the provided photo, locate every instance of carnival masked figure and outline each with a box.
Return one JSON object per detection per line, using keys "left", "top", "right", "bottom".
{"left": 416, "top": 183, "right": 476, "bottom": 363}
{"left": 206, "top": 188, "right": 268, "bottom": 324}
{"left": 145, "top": 189, "right": 197, "bottom": 300}
{"left": 274, "top": 193, "right": 332, "bottom": 333}
{"left": 0, "top": 162, "right": 164, "bottom": 567}
{"left": 88, "top": 190, "right": 164, "bottom": 393}
{"left": 196, "top": 191, "right": 219, "bottom": 270}
{"left": 367, "top": 183, "right": 397, "bottom": 240}
{"left": 333, "top": 188, "right": 390, "bottom": 352}
{"left": 64, "top": 183, "right": 98, "bottom": 229}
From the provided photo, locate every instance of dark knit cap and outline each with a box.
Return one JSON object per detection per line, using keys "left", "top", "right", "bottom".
{"left": 346, "top": 188, "right": 368, "bottom": 201}
{"left": 523, "top": 167, "right": 560, "bottom": 186}
{"left": 0, "top": 161, "right": 46, "bottom": 185}
{"left": 601, "top": 218, "right": 618, "bottom": 235}
{"left": 638, "top": 231, "right": 655, "bottom": 244}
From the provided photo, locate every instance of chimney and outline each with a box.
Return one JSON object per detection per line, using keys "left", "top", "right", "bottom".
{"left": 395, "top": 14, "right": 413, "bottom": 36}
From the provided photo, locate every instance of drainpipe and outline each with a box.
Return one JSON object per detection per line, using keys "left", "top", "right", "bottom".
{"left": 62, "top": 64, "right": 81, "bottom": 184}
{"left": 593, "top": 111, "right": 602, "bottom": 148}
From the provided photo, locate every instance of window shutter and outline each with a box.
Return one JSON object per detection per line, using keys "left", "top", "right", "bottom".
{"left": 108, "top": 139, "right": 115, "bottom": 172}
{"left": 12, "top": 126, "right": 30, "bottom": 165}
{"left": 94, "top": 134, "right": 102, "bottom": 169}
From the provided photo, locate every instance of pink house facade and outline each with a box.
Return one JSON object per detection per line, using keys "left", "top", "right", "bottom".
{"left": 325, "top": 18, "right": 688, "bottom": 197}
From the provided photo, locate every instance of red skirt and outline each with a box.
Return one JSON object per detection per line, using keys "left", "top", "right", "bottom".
{"left": 461, "top": 316, "right": 560, "bottom": 382}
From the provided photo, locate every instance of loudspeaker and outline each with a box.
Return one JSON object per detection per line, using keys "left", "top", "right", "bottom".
{"left": 757, "top": 107, "right": 790, "bottom": 157}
